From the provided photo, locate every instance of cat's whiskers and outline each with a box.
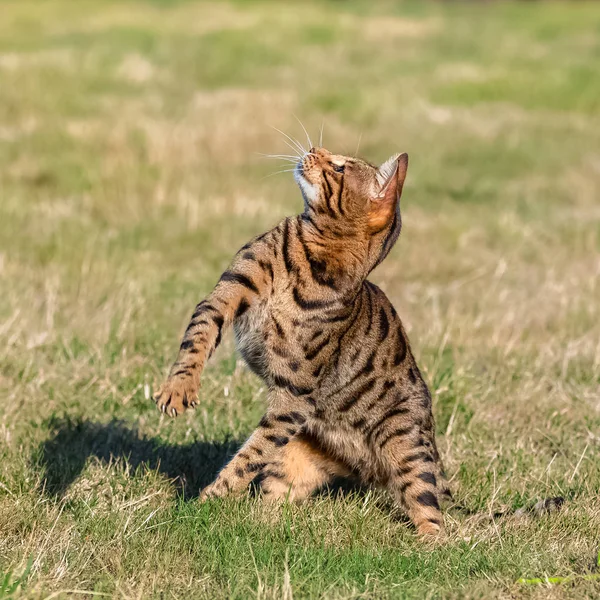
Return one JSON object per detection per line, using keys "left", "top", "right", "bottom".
{"left": 293, "top": 114, "right": 313, "bottom": 150}
{"left": 259, "top": 153, "right": 300, "bottom": 159}
{"left": 258, "top": 153, "right": 301, "bottom": 164}
{"left": 280, "top": 138, "right": 304, "bottom": 157}
{"left": 271, "top": 126, "right": 306, "bottom": 156}
{"left": 354, "top": 132, "right": 363, "bottom": 158}
{"left": 263, "top": 167, "right": 298, "bottom": 179}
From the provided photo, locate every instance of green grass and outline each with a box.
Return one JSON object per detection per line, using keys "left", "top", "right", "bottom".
{"left": 1, "top": 0, "right": 600, "bottom": 598}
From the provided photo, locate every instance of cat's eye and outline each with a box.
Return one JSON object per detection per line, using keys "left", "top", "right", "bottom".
{"left": 332, "top": 163, "right": 345, "bottom": 173}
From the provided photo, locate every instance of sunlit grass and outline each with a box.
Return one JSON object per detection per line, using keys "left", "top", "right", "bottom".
{"left": 1, "top": 1, "right": 599, "bottom": 598}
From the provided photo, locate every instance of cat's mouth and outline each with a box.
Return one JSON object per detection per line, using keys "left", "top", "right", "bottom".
{"left": 294, "top": 156, "right": 318, "bottom": 203}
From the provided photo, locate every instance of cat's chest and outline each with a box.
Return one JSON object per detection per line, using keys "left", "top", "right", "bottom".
{"left": 233, "top": 302, "right": 306, "bottom": 379}
{"left": 234, "top": 301, "right": 270, "bottom": 378}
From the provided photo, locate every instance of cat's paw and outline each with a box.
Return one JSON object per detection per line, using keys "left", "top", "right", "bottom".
{"left": 416, "top": 520, "right": 446, "bottom": 541}
{"left": 153, "top": 377, "right": 198, "bottom": 417}
{"left": 199, "top": 481, "right": 228, "bottom": 501}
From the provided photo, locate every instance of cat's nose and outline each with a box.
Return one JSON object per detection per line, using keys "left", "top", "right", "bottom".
{"left": 309, "top": 147, "right": 330, "bottom": 156}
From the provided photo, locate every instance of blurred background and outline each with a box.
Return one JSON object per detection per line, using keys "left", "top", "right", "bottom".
{"left": 1, "top": 1, "right": 599, "bottom": 598}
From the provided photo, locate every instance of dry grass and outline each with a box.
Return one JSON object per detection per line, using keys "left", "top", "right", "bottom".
{"left": 1, "top": 0, "right": 599, "bottom": 598}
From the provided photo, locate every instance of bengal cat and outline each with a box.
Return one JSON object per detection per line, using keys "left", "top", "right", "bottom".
{"left": 154, "top": 147, "right": 451, "bottom": 536}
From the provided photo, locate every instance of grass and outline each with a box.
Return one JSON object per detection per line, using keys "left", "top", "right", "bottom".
{"left": 1, "top": 0, "right": 599, "bottom": 597}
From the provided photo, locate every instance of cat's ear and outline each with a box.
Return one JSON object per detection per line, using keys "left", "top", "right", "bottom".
{"left": 368, "top": 153, "right": 408, "bottom": 232}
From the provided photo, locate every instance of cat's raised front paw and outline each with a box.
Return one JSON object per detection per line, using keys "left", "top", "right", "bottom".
{"left": 153, "top": 377, "right": 198, "bottom": 417}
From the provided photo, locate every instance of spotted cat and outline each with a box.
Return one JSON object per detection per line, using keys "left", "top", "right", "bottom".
{"left": 154, "top": 147, "right": 451, "bottom": 536}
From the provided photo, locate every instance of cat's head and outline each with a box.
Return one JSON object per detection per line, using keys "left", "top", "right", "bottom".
{"left": 294, "top": 147, "right": 408, "bottom": 269}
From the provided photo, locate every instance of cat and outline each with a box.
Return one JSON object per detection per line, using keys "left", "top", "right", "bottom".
{"left": 154, "top": 147, "right": 451, "bottom": 536}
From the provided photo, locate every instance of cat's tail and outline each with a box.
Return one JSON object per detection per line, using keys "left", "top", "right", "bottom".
{"left": 446, "top": 495, "right": 565, "bottom": 521}
{"left": 513, "top": 496, "right": 565, "bottom": 518}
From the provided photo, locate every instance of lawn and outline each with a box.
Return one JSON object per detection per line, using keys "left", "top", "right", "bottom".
{"left": 1, "top": 0, "right": 599, "bottom": 598}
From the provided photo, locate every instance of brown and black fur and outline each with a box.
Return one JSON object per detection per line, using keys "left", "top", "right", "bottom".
{"left": 154, "top": 147, "right": 451, "bottom": 536}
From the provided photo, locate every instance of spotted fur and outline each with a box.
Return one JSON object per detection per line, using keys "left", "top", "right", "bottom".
{"left": 154, "top": 147, "right": 450, "bottom": 536}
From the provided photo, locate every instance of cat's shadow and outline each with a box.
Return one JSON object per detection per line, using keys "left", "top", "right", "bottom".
{"left": 35, "top": 416, "right": 372, "bottom": 503}
{"left": 36, "top": 416, "right": 241, "bottom": 500}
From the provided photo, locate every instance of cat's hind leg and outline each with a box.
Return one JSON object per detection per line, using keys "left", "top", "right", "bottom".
{"left": 200, "top": 390, "right": 314, "bottom": 500}
{"left": 374, "top": 423, "right": 445, "bottom": 537}
{"left": 260, "top": 431, "right": 350, "bottom": 501}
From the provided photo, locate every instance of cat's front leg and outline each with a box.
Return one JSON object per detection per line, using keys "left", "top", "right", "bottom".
{"left": 200, "top": 390, "right": 315, "bottom": 499}
{"left": 154, "top": 296, "right": 231, "bottom": 416}
{"left": 155, "top": 243, "right": 273, "bottom": 416}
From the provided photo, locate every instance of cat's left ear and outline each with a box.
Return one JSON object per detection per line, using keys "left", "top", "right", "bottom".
{"left": 368, "top": 153, "right": 408, "bottom": 232}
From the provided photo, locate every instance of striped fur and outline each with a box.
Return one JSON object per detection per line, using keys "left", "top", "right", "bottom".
{"left": 154, "top": 148, "right": 449, "bottom": 536}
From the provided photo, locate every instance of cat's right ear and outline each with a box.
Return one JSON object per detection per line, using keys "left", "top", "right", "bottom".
{"left": 368, "top": 153, "right": 408, "bottom": 232}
